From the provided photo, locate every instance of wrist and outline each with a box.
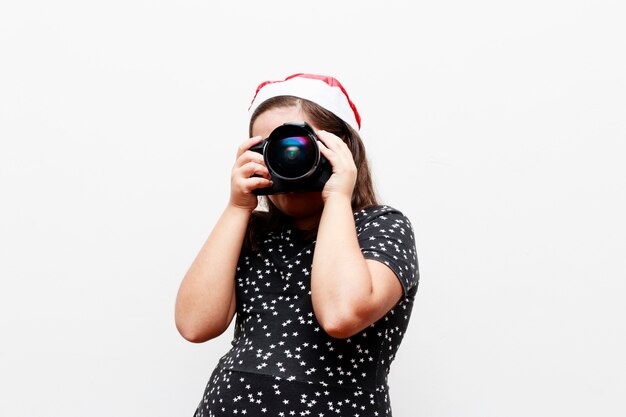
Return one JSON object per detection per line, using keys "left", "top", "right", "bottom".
{"left": 224, "top": 203, "right": 255, "bottom": 219}
{"left": 322, "top": 192, "right": 352, "bottom": 208}
{"left": 322, "top": 178, "right": 356, "bottom": 205}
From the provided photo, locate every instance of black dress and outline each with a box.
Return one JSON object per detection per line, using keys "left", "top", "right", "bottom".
{"left": 194, "top": 205, "right": 419, "bottom": 417}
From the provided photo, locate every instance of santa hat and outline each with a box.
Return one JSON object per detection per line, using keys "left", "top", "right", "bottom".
{"left": 248, "top": 73, "right": 361, "bottom": 131}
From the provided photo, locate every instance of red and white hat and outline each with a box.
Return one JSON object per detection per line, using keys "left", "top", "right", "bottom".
{"left": 248, "top": 73, "right": 361, "bottom": 131}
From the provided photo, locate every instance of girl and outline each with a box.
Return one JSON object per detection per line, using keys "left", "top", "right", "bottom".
{"left": 175, "top": 73, "right": 419, "bottom": 417}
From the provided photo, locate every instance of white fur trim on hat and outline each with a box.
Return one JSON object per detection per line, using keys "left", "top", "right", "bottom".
{"left": 248, "top": 73, "right": 361, "bottom": 131}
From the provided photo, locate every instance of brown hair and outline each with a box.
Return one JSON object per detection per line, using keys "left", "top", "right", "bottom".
{"left": 245, "top": 96, "right": 379, "bottom": 250}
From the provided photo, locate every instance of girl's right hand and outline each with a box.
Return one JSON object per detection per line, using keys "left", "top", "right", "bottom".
{"left": 229, "top": 136, "right": 272, "bottom": 211}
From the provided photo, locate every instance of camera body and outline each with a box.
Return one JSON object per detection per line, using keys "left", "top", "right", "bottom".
{"left": 250, "top": 121, "right": 332, "bottom": 195}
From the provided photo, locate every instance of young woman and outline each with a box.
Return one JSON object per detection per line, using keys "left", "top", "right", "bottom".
{"left": 175, "top": 73, "right": 419, "bottom": 417}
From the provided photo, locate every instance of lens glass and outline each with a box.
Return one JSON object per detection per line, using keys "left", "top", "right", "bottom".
{"left": 267, "top": 135, "right": 316, "bottom": 179}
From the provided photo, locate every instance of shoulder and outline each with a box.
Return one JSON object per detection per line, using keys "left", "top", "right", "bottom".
{"left": 354, "top": 204, "right": 420, "bottom": 296}
{"left": 353, "top": 204, "right": 414, "bottom": 232}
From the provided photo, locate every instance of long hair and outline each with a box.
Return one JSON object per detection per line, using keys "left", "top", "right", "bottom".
{"left": 244, "top": 96, "right": 379, "bottom": 251}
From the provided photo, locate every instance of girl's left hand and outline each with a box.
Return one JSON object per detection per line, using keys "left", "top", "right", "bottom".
{"left": 316, "top": 130, "right": 357, "bottom": 203}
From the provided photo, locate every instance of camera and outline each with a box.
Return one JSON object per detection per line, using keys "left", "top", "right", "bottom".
{"left": 250, "top": 121, "right": 332, "bottom": 195}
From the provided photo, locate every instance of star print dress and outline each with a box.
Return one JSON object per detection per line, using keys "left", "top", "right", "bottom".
{"left": 193, "top": 205, "right": 419, "bottom": 417}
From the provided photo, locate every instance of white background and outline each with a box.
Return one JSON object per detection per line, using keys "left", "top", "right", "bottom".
{"left": 1, "top": 1, "right": 625, "bottom": 416}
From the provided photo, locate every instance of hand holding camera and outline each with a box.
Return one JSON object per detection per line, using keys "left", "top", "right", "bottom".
{"left": 229, "top": 135, "right": 273, "bottom": 211}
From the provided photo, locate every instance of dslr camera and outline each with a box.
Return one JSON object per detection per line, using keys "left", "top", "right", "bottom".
{"left": 250, "top": 121, "right": 331, "bottom": 195}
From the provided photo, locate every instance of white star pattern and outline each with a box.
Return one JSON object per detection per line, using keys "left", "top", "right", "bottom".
{"left": 193, "top": 205, "right": 418, "bottom": 417}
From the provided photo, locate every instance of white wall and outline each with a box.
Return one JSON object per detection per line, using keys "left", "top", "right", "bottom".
{"left": 1, "top": 1, "right": 625, "bottom": 416}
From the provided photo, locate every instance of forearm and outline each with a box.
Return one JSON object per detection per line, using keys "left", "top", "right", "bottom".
{"left": 175, "top": 204, "right": 251, "bottom": 342}
{"left": 311, "top": 195, "right": 373, "bottom": 335}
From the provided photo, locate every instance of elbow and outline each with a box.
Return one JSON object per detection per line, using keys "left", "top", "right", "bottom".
{"left": 176, "top": 322, "right": 224, "bottom": 344}
{"left": 321, "top": 323, "right": 357, "bottom": 339}
{"left": 317, "top": 307, "right": 370, "bottom": 339}
{"left": 177, "top": 326, "right": 210, "bottom": 343}
{"left": 175, "top": 315, "right": 228, "bottom": 344}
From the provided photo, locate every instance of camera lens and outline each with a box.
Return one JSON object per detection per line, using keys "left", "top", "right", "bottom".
{"left": 266, "top": 135, "right": 317, "bottom": 179}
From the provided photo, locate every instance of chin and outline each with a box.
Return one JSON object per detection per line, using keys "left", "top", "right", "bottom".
{"left": 269, "top": 192, "right": 324, "bottom": 218}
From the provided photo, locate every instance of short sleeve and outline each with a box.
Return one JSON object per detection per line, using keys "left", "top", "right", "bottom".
{"left": 355, "top": 205, "right": 419, "bottom": 297}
